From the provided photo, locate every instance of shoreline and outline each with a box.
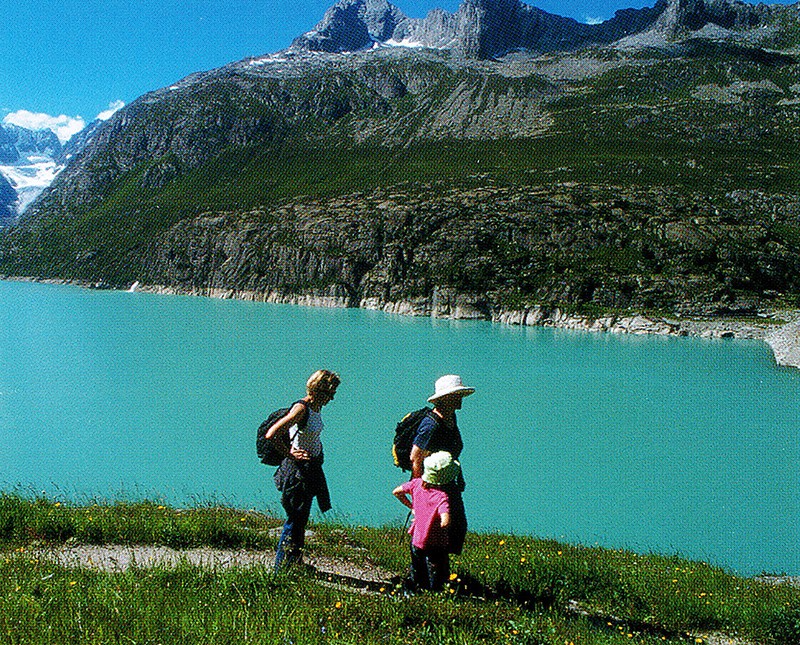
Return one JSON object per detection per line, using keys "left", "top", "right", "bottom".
{"left": 6, "top": 275, "right": 800, "bottom": 369}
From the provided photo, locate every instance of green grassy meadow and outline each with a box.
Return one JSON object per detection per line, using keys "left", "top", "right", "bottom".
{"left": 1, "top": 494, "right": 798, "bottom": 644}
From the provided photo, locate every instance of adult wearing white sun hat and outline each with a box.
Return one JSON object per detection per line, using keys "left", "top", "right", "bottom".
{"left": 410, "top": 374, "right": 475, "bottom": 555}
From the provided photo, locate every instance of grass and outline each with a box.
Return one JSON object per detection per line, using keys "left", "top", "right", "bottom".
{"left": 1, "top": 493, "right": 798, "bottom": 644}
{"left": 0, "top": 494, "right": 280, "bottom": 550}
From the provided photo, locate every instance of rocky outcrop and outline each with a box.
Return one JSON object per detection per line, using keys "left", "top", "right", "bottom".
{"left": 766, "top": 322, "right": 800, "bottom": 368}
{"left": 289, "top": 0, "right": 788, "bottom": 59}
{"left": 126, "top": 281, "right": 781, "bottom": 349}
{"left": 291, "top": 0, "right": 410, "bottom": 52}
{"left": 0, "top": 124, "right": 61, "bottom": 165}
{"left": 652, "top": 0, "right": 776, "bottom": 37}
{"left": 291, "top": 0, "right": 627, "bottom": 57}
{"left": 0, "top": 174, "right": 16, "bottom": 224}
{"left": 127, "top": 184, "right": 800, "bottom": 324}
{"left": 495, "top": 307, "right": 682, "bottom": 333}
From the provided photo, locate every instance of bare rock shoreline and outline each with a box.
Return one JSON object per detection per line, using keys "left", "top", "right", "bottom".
{"left": 765, "top": 322, "right": 800, "bottom": 369}
{"left": 7, "top": 276, "right": 800, "bottom": 369}
{"left": 122, "top": 281, "right": 800, "bottom": 371}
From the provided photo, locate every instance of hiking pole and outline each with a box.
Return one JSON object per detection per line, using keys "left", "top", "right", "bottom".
{"left": 398, "top": 510, "right": 412, "bottom": 544}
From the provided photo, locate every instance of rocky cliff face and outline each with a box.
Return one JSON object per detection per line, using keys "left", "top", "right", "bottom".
{"left": 289, "top": 0, "right": 787, "bottom": 58}
{"left": 292, "top": 0, "right": 411, "bottom": 52}
{"left": 653, "top": 0, "right": 776, "bottom": 36}
{"left": 137, "top": 183, "right": 800, "bottom": 318}
{"left": 60, "top": 119, "right": 103, "bottom": 163}
{"left": 0, "top": 124, "right": 62, "bottom": 165}
{"left": 0, "top": 174, "right": 16, "bottom": 224}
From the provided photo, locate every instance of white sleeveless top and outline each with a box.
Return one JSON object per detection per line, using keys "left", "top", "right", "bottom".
{"left": 290, "top": 407, "right": 323, "bottom": 458}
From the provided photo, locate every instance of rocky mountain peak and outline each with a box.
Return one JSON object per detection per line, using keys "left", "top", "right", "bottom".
{"left": 288, "top": 0, "right": 787, "bottom": 58}
{"left": 0, "top": 124, "right": 62, "bottom": 165}
{"left": 291, "top": 0, "right": 410, "bottom": 52}
{"left": 651, "top": 0, "right": 775, "bottom": 36}
{"left": 0, "top": 124, "right": 66, "bottom": 220}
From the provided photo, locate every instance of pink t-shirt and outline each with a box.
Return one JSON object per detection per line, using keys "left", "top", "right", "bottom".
{"left": 401, "top": 478, "right": 450, "bottom": 550}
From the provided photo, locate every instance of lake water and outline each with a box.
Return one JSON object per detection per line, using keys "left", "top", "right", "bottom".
{"left": 0, "top": 279, "right": 797, "bottom": 576}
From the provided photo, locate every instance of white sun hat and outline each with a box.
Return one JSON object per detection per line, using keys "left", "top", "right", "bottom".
{"left": 422, "top": 451, "right": 462, "bottom": 486}
{"left": 427, "top": 374, "right": 475, "bottom": 402}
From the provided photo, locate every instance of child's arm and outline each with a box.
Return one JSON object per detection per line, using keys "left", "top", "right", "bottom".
{"left": 392, "top": 485, "right": 413, "bottom": 510}
{"left": 439, "top": 511, "right": 450, "bottom": 529}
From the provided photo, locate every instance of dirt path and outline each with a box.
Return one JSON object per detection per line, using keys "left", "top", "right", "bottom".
{"left": 26, "top": 543, "right": 397, "bottom": 590}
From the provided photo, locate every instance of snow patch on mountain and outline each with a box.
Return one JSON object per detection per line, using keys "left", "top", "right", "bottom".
{"left": 0, "top": 102, "right": 122, "bottom": 219}
{"left": 0, "top": 158, "right": 64, "bottom": 214}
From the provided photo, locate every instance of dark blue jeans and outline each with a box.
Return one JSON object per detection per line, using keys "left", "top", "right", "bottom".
{"left": 275, "top": 492, "right": 313, "bottom": 570}
{"left": 408, "top": 545, "right": 450, "bottom": 591}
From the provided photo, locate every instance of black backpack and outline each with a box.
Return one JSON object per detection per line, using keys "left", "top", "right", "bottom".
{"left": 256, "top": 400, "right": 309, "bottom": 466}
{"left": 392, "top": 407, "right": 435, "bottom": 471}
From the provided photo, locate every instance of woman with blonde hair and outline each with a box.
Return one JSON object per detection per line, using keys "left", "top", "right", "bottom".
{"left": 265, "top": 369, "right": 340, "bottom": 569}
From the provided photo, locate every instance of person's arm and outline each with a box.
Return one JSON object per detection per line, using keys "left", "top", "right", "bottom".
{"left": 410, "top": 413, "right": 438, "bottom": 477}
{"left": 264, "top": 402, "right": 309, "bottom": 461}
{"left": 439, "top": 511, "right": 450, "bottom": 529}
{"left": 409, "top": 444, "right": 431, "bottom": 479}
{"left": 392, "top": 485, "right": 413, "bottom": 510}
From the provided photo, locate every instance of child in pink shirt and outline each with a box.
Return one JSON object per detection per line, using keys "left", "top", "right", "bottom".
{"left": 393, "top": 451, "right": 461, "bottom": 591}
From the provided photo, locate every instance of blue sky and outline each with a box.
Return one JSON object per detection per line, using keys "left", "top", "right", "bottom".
{"left": 0, "top": 0, "right": 788, "bottom": 140}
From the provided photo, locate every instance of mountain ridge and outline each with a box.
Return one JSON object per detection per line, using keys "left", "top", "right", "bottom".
{"left": 289, "top": 0, "right": 790, "bottom": 57}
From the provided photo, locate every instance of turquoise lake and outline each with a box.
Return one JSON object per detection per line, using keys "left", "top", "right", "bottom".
{"left": 0, "top": 279, "right": 797, "bottom": 575}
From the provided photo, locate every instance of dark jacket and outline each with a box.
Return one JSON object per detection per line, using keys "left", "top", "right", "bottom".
{"left": 274, "top": 455, "right": 332, "bottom": 514}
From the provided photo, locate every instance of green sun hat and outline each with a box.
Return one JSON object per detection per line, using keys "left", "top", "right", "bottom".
{"left": 422, "top": 451, "right": 461, "bottom": 486}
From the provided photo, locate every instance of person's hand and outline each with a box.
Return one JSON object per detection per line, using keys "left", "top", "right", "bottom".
{"left": 290, "top": 447, "right": 311, "bottom": 461}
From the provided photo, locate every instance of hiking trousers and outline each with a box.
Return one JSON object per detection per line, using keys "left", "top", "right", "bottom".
{"left": 409, "top": 545, "right": 449, "bottom": 592}
{"left": 275, "top": 491, "right": 313, "bottom": 570}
